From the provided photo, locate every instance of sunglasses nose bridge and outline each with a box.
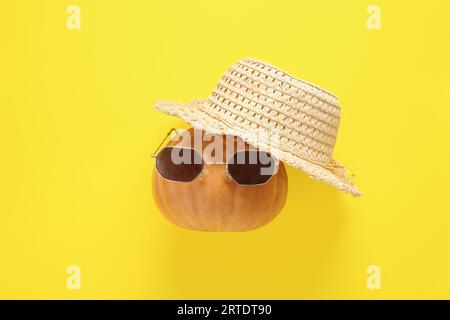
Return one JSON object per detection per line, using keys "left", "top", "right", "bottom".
{"left": 200, "top": 163, "right": 233, "bottom": 183}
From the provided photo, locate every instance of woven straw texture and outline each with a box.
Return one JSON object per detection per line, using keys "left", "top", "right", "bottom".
{"left": 154, "top": 58, "right": 361, "bottom": 196}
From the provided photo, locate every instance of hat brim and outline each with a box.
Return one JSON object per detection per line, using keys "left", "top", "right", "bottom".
{"left": 154, "top": 99, "right": 362, "bottom": 196}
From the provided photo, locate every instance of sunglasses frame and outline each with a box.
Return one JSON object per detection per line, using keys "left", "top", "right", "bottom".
{"left": 151, "top": 129, "right": 278, "bottom": 186}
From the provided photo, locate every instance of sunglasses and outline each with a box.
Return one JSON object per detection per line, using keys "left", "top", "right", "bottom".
{"left": 152, "top": 129, "right": 278, "bottom": 185}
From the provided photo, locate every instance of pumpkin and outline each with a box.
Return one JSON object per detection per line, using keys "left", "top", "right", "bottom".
{"left": 152, "top": 128, "right": 288, "bottom": 231}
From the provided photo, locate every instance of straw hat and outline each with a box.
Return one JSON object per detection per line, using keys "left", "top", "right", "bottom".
{"left": 154, "top": 58, "right": 361, "bottom": 196}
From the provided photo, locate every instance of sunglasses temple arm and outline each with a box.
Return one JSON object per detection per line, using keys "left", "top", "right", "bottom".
{"left": 151, "top": 128, "right": 179, "bottom": 158}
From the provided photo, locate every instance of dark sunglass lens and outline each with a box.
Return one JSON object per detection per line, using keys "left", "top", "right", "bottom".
{"left": 227, "top": 151, "right": 276, "bottom": 185}
{"left": 156, "top": 147, "right": 203, "bottom": 182}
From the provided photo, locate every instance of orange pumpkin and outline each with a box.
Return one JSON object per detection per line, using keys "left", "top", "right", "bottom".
{"left": 152, "top": 128, "right": 288, "bottom": 231}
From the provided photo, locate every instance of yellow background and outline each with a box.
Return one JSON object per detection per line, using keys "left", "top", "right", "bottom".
{"left": 1, "top": 0, "right": 450, "bottom": 299}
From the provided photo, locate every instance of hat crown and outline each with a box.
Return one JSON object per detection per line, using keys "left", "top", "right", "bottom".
{"left": 206, "top": 58, "right": 341, "bottom": 163}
